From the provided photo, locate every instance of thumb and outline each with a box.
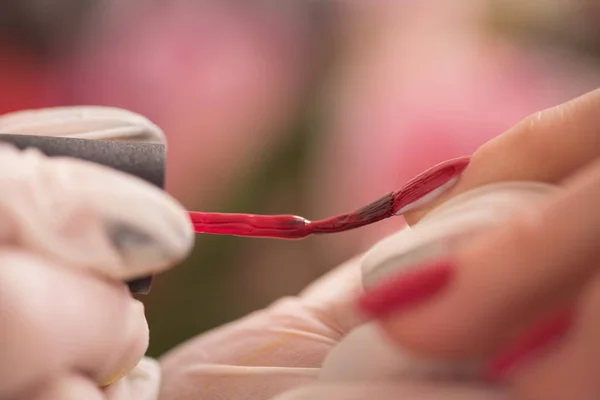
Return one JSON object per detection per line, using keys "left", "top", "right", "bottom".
{"left": 403, "top": 87, "right": 600, "bottom": 225}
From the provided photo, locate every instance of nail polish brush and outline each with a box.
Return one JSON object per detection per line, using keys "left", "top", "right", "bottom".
{"left": 0, "top": 132, "right": 469, "bottom": 296}
{"left": 188, "top": 156, "right": 470, "bottom": 239}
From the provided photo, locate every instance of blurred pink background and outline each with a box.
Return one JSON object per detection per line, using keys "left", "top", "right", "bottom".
{"left": 1, "top": 0, "right": 599, "bottom": 356}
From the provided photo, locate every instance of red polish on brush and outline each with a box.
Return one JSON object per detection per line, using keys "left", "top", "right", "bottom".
{"left": 188, "top": 156, "right": 470, "bottom": 239}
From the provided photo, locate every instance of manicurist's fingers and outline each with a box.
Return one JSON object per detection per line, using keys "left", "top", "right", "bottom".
{"left": 0, "top": 250, "right": 148, "bottom": 398}
{"left": 404, "top": 87, "right": 600, "bottom": 224}
{"left": 0, "top": 143, "right": 193, "bottom": 281}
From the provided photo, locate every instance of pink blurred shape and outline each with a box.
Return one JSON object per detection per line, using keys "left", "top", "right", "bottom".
{"left": 58, "top": 2, "right": 317, "bottom": 205}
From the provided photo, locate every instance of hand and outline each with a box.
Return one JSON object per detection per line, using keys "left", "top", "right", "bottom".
{"left": 355, "top": 87, "right": 600, "bottom": 400}
{"left": 159, "top": 87, "right": 600, "bottom": 400}
{"left": 0, "top": 106, "right": 193, "bottom": 400}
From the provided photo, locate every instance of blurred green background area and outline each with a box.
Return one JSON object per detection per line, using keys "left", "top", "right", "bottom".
{"left": 1, "top": 0, "right": 600, "bottom": 358}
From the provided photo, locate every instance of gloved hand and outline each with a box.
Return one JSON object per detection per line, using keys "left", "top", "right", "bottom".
{"left": 0, "top": 106, "right": 193, "bottom": 400}
{"left": 159, "top": 88, "right": 600, "bottom": 400}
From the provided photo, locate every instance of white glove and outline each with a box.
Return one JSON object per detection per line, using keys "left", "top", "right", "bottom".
{"left": 0, "top": 106, "right": 193, "bottom": 400}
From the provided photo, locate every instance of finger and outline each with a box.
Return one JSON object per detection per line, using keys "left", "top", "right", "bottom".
{"left": 358, "top": 156, "right": 600, "bottom": 359}
{"left": 270, "top": 381, "right": 510, "bottom": 400}
{"left": 0, "top": 106, "right": 165, "bottom": 143}
{"left": 0, "top": 250, "right": 148, "bottom": 398}
{"left": 0, "top": 143, "right": 193, "bottom": 280}
{"left": 27, "top": 375, "right": 105, "bottom": 400}
{"left": 159, "top": 300, "right": 324, "bottom": 400}
{"left": 404, "top": 87, "right": 600, "bottom": 224}
{"left": 159, "top": 257, "right": 363, "bottom": 400}
{"left": 498, "top": 274, "right": 600, "bottom": 399}
{"left": 298, "top": 254, "right": 367, "bottom": 334}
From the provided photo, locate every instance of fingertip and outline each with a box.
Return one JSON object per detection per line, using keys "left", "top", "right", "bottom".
{"left": 96, "top": 299, "right": 149, "bottom": 386}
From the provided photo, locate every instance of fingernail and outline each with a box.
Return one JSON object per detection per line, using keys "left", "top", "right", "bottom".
{"left": 485, "top": 308, "right": 574, "bottom": 382}
{"left": 393, "top": 156, "right": 470, "bottom": 215}
{"left": 126, "top": 276, "right": 153, "bottom": 295}
{"left": 362, "top": 231, "right": 468, "bottom": 289}
{"left": 356, "top": 258, "right": 455, "bottom": 318}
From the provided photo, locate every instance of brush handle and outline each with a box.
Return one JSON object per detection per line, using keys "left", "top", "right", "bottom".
{"left": 0, "top": 133, "right": 166, "bottom": 294}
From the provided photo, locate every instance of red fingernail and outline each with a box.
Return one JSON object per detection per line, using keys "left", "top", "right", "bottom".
{"left": 356, "top": 259, "right": 455, "bottom": 318}
{"left": 392, "top": 156, "right": 470, "bottom": 215}
{"left": 485, "top": 309, "right": 574, "bottom": 382}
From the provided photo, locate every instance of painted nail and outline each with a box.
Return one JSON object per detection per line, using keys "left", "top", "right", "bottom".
{"left": 485, "top": 308, "right": 574, "bottom": 382}
{"left": 362, "top": 229, "right": 471, "bottom": 289}
{"left": 393, "top": 156, "right": 470, "bottom": 215}
{"left": 356, "top": 259, "right": 455, "bottom": 318}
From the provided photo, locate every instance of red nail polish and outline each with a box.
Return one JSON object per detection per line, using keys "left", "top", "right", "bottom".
{"left": 356, "top": 259, "right": 454, "bottom": 318}
{"left": 392, "top": 156, "right": 470, "bottom": 215}
{"left": 485, "top": 309, "right": 574, "bottom": 382}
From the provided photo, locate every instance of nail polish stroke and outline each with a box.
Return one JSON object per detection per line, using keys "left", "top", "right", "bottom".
{"left": 357, "top": 259, "right": 455, "bottom": 318}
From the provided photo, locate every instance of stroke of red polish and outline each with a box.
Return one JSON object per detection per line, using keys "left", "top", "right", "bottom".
{"left": 485, "top": 309, "right": 574, "bottom": 382}
{"left": 356, "top": 259, "right": 455, "bottom": 319}
{"left": 188, "top": 156, "right": 470, "bottom": 239}
{"left": 391, "top": 155, "right": 470, "bottom": 213}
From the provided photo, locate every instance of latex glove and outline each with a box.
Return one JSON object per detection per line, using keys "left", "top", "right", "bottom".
{"left": 160, "top": 88, "right": 600, "bottom": 400}
{"left": 0, "top": 106, "right": 193, "bottom": 400}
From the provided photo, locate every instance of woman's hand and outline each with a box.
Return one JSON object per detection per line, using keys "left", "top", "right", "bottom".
{"left": 355, "top": 88, "right": 600, "bottom": 399}
{"left": 160, "top": 87, "right": 600, "bottom": 400}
